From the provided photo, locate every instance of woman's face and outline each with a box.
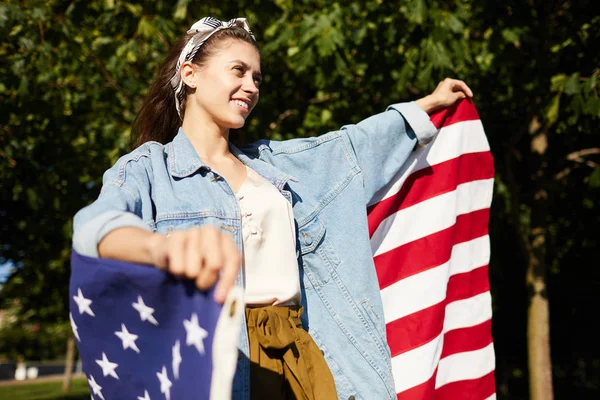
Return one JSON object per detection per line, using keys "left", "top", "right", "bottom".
{"left": 191, "top": 39, "right": 261, "bottom": 130}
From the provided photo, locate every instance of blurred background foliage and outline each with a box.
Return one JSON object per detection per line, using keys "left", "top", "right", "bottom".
{"left": 0, "top": 0, "right": 598, "bottom": 398}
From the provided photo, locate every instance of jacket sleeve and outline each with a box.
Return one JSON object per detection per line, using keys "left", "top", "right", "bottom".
{"left": 72, "top": 156, "right": 152, "bottom": 258}
{"left": 340, "top": 101, "right": 438, "bottom": 203}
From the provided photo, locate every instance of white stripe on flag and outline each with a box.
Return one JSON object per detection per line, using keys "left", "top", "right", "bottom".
{"left": 448, "top": 236, "right": 490, "bottom": 276}
{"left": 436, "top": 342, "right": 496, "bottom": 388}
{"left": 443, "top": 292, "right": 493, "bottom": 332}
{"left": 381, "top": 236, "right": 490, "bottom": 323}
{"left": 485, "top": 394, "right": 497, "bottom": 400}
{"left": 381, "top": 262, "right": 448, "bottom": 323}
{"left": 392, "top": 333, "right": 444, "bottom": 393}
{"left": 371, "top": 178, "right": 494, "bottom": 257}
{"left": 369, "top": 120, "right": 490, "bottom": 206}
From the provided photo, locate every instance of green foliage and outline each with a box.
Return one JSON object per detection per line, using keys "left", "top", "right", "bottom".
{"left": 549, "top": 70, "right": 600, "bottom": 128}
{"left": 0, "top": 321, "right": 72, "bottom": 361}
{"left": 0, "top": 0, "right": 599, "bottom": 397}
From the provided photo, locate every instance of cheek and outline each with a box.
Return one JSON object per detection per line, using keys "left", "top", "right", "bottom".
{"left": 198, "top": 73, "right": 228, "bottom": 98}
{"left": 253, "top": 93, "right": 260, "bottom": 109}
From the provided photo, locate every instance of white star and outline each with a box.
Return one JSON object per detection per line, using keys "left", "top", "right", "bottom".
{"left": 114, "top": 323, "right": 140, "bottom": 353}
{"left": 137, "top": 390, "right": 151, "bottom": 400}
{"left": 183, "top": 313, "right": 208, "bottom": 355}
{"left": 156, "top": 365, "right": 172, "bottom": 400}
{"left": 172, "top": 340, "right": 182, "bottom": 379}
{"left": 87, "top": 374, "right": 105, "bottom": 400}
{"left": 95, "top": 352, "right": 119, "bottom": 379}
{"left": 69, "top": 313, "right": 80, "bottom": 341}
{"left": 73, "top": 288, "right": 95, "bottom": 317}
{"left": 132, "top": 296, "right": 158, "bottom": 325}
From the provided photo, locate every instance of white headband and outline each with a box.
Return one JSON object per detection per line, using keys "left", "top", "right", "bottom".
{"left": 170, "top": 17, "right": 256, "bottom": 119}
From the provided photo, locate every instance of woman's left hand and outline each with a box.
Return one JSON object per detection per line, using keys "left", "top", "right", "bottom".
{"left": 416, "top": 78, "right": 473, "bottom": 114}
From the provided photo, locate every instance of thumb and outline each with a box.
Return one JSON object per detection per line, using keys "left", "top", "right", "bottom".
{"left": 454, "top": 91, "right": 467, "bottom": 102}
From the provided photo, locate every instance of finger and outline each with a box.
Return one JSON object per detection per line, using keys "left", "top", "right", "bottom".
{"left": 214, "top": 235, "right": 241, "bottom": 303}
{"left": 195, "top": 229, "right": 223, "bottom": 290}
{"left": 150, "top": 234, "right": 169, "bottom": 271}
{"left": 184, "top": 229, "right": 203, "bottom": 280}
{"left": 196, "top": 256, "right": 221, "bottom": 291}
{"left": 454, "top": 91, "right": 467, "bottom": 102}
{"left": 166, "top": 232, "right": 187, "bottom": 276}
{"left": 451, "top": 79, "right": 473, "bottom": 97}
{"left": 155, "top": 249, "right": 169, "bottom": 271}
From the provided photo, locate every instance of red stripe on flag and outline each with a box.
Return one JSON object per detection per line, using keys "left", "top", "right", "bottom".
{"left": 446, "top": 265, "right": 491, "bottom": 304}
{"left": 429, "top": 98, "right": 481, "bottom": 129}
{"left": 385, "top": 266, "right": 491, "bottom": 357}
{"left": 386, "top": 302, "right": 445, "bottom": 357}
{"left": 374, "top": 209, "right": 490, "bottom": 290}
{"left": 396, "top": 369, "right": 438, "bottom": 400}
{"left": 434, "top": 370, "right": 496, "bottom": 400}
{"left": 441, "top": 319, "right": 494, "bottom": 359}
{"left": 367, "top": 151, "right": 494, "bottom": 237}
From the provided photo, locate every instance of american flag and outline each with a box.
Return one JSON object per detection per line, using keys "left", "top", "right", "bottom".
{"left": 368, "top": 98, "right": 496, "bottom": 399}
{"left": 69, "top": 250, "right": 243, "bottom": 400}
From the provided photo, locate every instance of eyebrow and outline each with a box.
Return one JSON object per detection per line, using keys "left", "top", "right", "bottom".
{"left": 229, "top": 59, "right": 262, "bottom": 81}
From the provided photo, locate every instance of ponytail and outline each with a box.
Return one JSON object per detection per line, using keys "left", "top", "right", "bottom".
{"left": 131, "top": 34, "right": 190, "bottom": 148}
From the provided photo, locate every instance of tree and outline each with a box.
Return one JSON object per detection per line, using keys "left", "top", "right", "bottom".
{"left": 469, "top": 2, "right": 600, "bottom": 398}
{"left": 1, "top": 0, "right": 598, "bottom": 398}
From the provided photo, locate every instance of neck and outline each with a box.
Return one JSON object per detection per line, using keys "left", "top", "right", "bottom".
{"left": 181, "top": 108, "right": 231, "bottom": 161}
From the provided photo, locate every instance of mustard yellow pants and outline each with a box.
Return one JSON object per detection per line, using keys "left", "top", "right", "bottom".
{"left": 245, "top": 306, "right": 338, "bottom": 400}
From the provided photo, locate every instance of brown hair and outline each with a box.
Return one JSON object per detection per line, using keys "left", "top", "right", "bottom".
{"left": 131, "top": 26, "right": 259, "bottom": 148}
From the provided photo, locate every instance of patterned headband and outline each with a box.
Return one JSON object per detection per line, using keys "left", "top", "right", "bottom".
{"left": 170, "top": 17, "right": 256, "bottom": 119}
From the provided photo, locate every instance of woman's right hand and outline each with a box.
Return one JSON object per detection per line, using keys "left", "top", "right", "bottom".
{"left": 147, "top": 226, "right": 241, "bottom": 303}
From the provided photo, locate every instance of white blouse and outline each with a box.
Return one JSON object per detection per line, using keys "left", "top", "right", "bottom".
{"left": 236, "top": 166, "right": 300, "bottom": 306}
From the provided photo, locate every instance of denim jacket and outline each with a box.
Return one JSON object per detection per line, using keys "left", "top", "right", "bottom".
{"left": 73, "top": 101, "right": 437, "bottom": 400}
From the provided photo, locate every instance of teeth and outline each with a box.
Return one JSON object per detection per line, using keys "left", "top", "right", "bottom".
{"left": 231, "top": 100, "right": 248, "bottom": 110}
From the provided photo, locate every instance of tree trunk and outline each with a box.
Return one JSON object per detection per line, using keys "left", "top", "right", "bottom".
{"left": 62, "top": 335, "right": 75, "bottom": 393}
{"left": 527, "top": 129, "right": 554, "bottom": 400}
{"left": 527, "top": 240, "right": 554, "bottom": 400}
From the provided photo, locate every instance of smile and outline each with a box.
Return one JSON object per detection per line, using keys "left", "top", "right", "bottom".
{"left": 231, "top": 99, "right": 249, "bottom": 111}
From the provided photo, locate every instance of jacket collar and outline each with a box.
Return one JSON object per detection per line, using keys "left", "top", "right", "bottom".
{"left": 167, "top": 128, "right": 297, "bottom": 190}
{"left": 167, "top": 129, "right": 208, "bottom": 178}
{"left": 229, "top": 143, "right": 298, "bottom": 190}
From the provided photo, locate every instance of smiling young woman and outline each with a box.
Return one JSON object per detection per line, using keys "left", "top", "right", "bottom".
{"left": 72, "top": 17, "right": 472, "bottom": 400}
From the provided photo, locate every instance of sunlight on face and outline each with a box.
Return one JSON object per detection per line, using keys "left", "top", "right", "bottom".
{"left": 191, "top": 40, "right": 262, "bottom": 130}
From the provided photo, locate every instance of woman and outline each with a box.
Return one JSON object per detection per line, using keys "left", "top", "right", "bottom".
{"left": 73, "top": 17, "right": 472, "bottom": 400}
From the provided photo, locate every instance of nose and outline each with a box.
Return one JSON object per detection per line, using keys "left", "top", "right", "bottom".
{"left": 242, "top": 75, "right": 259, "bottom": 95}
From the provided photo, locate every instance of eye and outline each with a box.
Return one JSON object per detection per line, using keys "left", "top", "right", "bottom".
{"left": 233, "top": 66, "right": 244, "bottom": 74}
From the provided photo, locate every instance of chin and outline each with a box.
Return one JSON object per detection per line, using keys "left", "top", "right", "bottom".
{"left": 228, "top": 120, "right": 246, "bottom": 130}
{"left": 226, "top": 115, "right": 248, "bottom": 130}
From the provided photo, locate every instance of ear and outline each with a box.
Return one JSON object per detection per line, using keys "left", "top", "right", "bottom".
{"left": 180, "top": 61, "right": 197, "bottom": 89}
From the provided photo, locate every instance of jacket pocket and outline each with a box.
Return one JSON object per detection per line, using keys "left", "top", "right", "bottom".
{"left": 155, "top": 213, "right": 239, "bottom": 237}
{"left": 358, "top": 299, "right": 390, "bottom": 359}
{"left": 299, "top": 215, "right": 341, "bottom": 288}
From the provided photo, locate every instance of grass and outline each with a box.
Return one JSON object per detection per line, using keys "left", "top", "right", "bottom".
{"left": 0, "top": 378, "right": 90, "bottom": 400}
